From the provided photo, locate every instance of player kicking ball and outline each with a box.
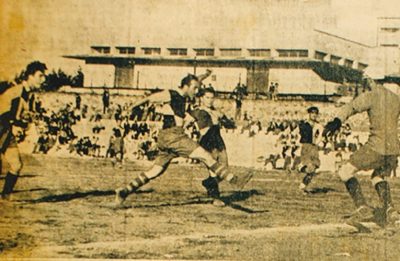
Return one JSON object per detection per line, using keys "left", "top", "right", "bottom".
{"left": 324, "top": 75, "right": 400, "bottom": 229}
{"left": 115, "top": 73, "right": 253, "bottom": 205}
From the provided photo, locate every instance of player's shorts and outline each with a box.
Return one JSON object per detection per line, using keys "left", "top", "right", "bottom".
{"left": 350, "top": 144, "right": 398, "bottom": 172}
{"left": 300, "top": 143, "right": 320, "bottom": 170}
{"left": 154, "top": 127, "right": 199, "bottom": 167}
{"left": 210, "top": 148, "right": 228, "bottom": 167}
{"left": 0, "top": 127, "right": 17, "bottom": 154}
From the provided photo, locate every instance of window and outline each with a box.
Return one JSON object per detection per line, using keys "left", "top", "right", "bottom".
{"left": 91, "top": 46, "right": 111, "bottom": 54}
{"left": 116, "top": 47, "right": 135, "bottom": 54}
{"left": 298, "top": 50, "right": 308, "bottom": 57}
{"left": 381, "top": 27, "right": 400, "bottom": 33}
{"left": 314, "top": 51, "right": 327, "bottom": 61}
{"left": 344, "top": 59, "right": 353, "bottom": 68}
{"left": 168, "top": 48, "right": 188, "bottom": 56}
{"left": 358, "top": 63, "right": 368, "bottom": 71}
{"left": 220, "top": 48, "right": 242, "bottom": 56}
{"left": 248, "top": 49, "right": 271, "bottom": 57}
{"left": 330, "top": 55, "right": 341, "bottom": 65}
{"left": 142, "top": 48, "right": 161, "bottom": 55}
{"left": 194, "top": 49, "right": 214, "bottom": 56}
{"left": 277, "top": 49, "right": 308, "bottom": 58}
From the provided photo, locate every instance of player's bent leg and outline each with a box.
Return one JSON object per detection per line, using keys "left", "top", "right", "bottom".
{"left": 202, "top": 149, "right": 227, "bottom": 207}
{"left": 338, "top": 162, "right": 374, "bottom": 222}
{"left": 371, "top": 169, "right": 400, "bottom": 224}
{"left": 372, "top": 175, "right": 392, "bottom": 210}
{"left": 189, "top": 146, "right": 218, "bottom": 168}
{"left": 189, "top": 147, "right": 253, "bottom": 190}
{"left": 339, "top": 162, "right": 366, "bottom": 207}
{"left": 299, "top": 164, "right": 316, "bottom": 192}
{"left": 202, "top": 176, "right": 220, "bottom": 196}
{"left": 1, "top": 147, "right": 22, "bottom": 200}
{"left": 115, "top": 164, "right": 167, "bottom": 205}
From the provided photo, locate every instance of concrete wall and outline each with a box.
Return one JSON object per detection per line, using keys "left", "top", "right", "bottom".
{"left": 81, "top": 63, "right": 340, "bottom": 95}
{"left": 83, "top": 64, "right": 115, "bottom": 87}
{"left": 312, "top": 30, "right": 370, "bottom": 67}
{"left": 134, "top": 65, "right": 246, "bottom": 91}
{"left": 268, "top": 68, "right": 338, "bottom": 95}
{"left": 368, "top": 46, "right": 400, "bottom": 77}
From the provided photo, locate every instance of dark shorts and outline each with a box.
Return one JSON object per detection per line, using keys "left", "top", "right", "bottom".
{"left": 301, "top": 143, "right": 321, "bottom": 170}
{"left": 350, "top": 144, "right": 398, "bottom": 172}
{"left": 0, "top": 127, "right": 17, "bottom": 154}
{"left": 154, "top": 127, "right": 199, "bottom": 167}
{"left": 210, "top": 148, "right": 228, "bottom": 167}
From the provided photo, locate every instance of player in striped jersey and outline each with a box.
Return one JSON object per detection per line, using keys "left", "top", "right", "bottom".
{"left": 298, "top": 106, "right": 324, "bottom": 193}
{"left": 0, "top": 61, "right": 47, "bottom": 200}
{"left": 115, "top": 73, "right": 253, "bottom": 205}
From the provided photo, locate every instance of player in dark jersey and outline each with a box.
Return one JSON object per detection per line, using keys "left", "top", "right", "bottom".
{"left": 0, "top": 61, "right": 47, "bottom": 200}
{"left": 115, "top": 73, "right": 253, "bottom": 205}
{"left": 191, "top": 86, "right": 234, "bottom": 207}
{"left": 324, "top": 76, "right": 400, "bottom": 225}
{"left": 298, "top": 106, "right": 323, "bottom": 193}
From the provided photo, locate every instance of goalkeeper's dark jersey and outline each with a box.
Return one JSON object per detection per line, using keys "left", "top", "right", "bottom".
{"left": 190, "top": 107, "right": 226, "bottom": 152}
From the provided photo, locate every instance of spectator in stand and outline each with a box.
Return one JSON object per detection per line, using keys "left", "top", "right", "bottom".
{"left": 81, "top": 104, "right": 88, "bottom": 119}
{"left": 231, "top": 83, "right": 246, "bottom": 121}
{"left": 75, "top": 94, "right": 81, "bottom": 110}
{"left": 35, "top": 98, "right": 42, "bottom": 113}
{"left": 268, "top": 82, "right": 275, "bottom": 100}
{"left": 122, "top": 117, "right": 131, "bottom": 137}
{"left": 130, "top": 104, "right": 144, "bottom": 121}
{"left": 106, "top": 128, "right": 124, "bottom": 165}
{"left": 272, "top": 83, "right": 279, "bottom": 101}
{"left": 91, "top": 136, "right": 101, "bottom": 157}
{"left": 102, "top": 88, "right": 110, "bottom": 114}
{"left": 29, "top": 94, "right": 35, "bottom": 112}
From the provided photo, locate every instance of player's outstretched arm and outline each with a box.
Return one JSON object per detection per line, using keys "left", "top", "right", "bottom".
{"left": 324, "top": 90, "right": 373, "bottom": 138}
{"left": 130, "top": 90, "right": 171, "bottom": 109}
{"left": 197, "top": 69, "right": 212, "bottom": 82}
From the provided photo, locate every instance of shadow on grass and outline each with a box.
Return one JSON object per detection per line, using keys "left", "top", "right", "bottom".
{"left": 13, "top": 188, "right": 48, "bottom": 194}
{"left": 21, "top": 189, "right": 154, "bottom": 204}
{"left": 116, "top": 189, "right": 268, "bottom": 214}
{"left": 0, "top": 174, "right": 39, "bottom": 180}
{"left": 307, "top": 187, "right": 337, "bottom": 194}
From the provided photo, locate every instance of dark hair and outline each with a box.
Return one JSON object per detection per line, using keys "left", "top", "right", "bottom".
{"left": 197, "top": 86, "right": 216, "bottom": 97}
{"left": 180, "top": 74, "right": 198, "bottom": 88}
{"left": 307, "top": 106, "right": 319, "bottom": 114}
{"left": 25, "top": 61, "right": 47, "bottom": 79}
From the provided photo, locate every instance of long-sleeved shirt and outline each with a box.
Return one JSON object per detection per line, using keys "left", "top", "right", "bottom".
{"left": 190, "top": 106, "right": 226, "bottom": 152}
{"left": 337, "top": 86, "right": 400, "bottom": 155}
{"left": 0, "top": 83, "right": 29, "bottom": 127}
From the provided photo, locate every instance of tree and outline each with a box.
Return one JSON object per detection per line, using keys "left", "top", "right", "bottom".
{"left": 41, "top": 68, "right": 84, "bottom": 91}
{"left": 71, "top": 67, "right": 84, "bottom": 87}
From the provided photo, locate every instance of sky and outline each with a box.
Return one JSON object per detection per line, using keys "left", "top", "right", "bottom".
{"left": 0, "top": 0, "right": 399, "bottom": 80}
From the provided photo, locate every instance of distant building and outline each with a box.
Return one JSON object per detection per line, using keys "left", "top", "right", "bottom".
{"left": 63, "top": 5, "right": 400, "bottom": 95}
{"left": 369, "top": 17, "right": 400, "bottom": 79}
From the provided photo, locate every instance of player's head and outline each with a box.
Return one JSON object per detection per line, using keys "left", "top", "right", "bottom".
{"left": 362, "top": 67, "right": 385, "bottom": 91}
{"left": 198, "top": 86, "right": 216, "bottom": 108}
{"left": 307, "top": 106, "right": 319, "bottom": 121}
{"left": 180, "top": 74, "right": 200, "bottom": 98}
{"left": 24, "top": 61, "right": 47, "bottom": 91}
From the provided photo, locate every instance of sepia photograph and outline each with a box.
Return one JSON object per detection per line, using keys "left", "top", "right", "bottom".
{"left": 1, "top": 0, "right": 400, "bottom": 259}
